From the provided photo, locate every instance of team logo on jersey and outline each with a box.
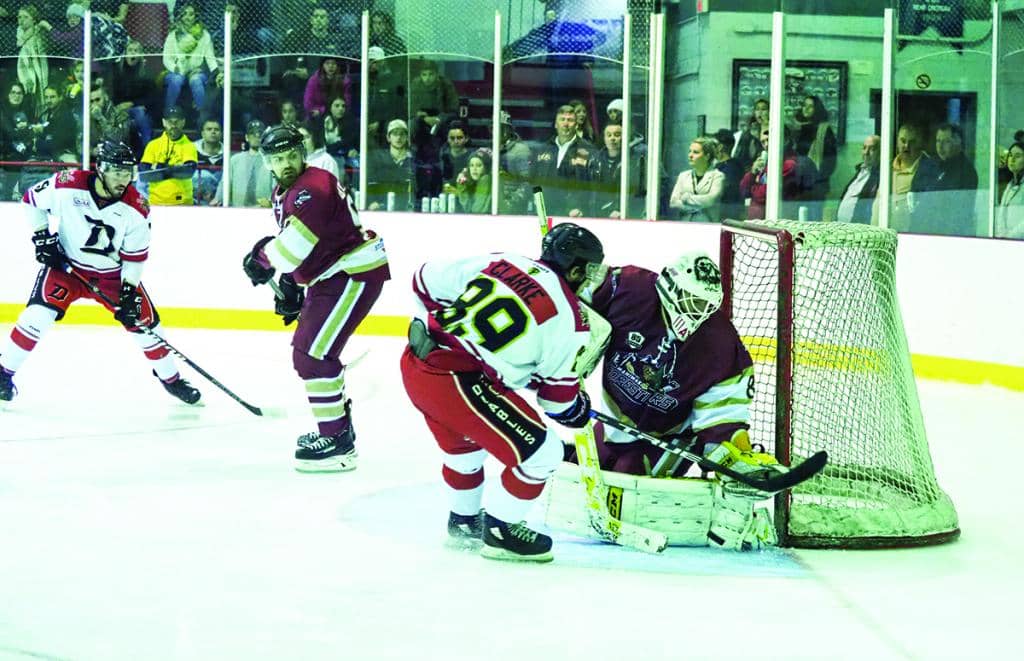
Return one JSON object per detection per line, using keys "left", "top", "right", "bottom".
{"left": 627, "top": 331, "right": 644, "bottom": 349}
{"left": 57, "top": 171, "right": 73, "bottom": 184}
{"left": 72, "top": 197, "right": 90, "bottom": 207}
{"left": 293, "top": 189, "right": 312, "bottom": 207}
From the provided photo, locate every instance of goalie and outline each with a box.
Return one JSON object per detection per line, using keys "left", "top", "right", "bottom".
{"left": 545, "top": 251, "right": 782, "bottom": 550}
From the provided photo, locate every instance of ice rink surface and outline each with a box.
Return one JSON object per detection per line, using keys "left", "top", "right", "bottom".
{"left": 0, "top": 326, "right": 1021, "bottom": 660}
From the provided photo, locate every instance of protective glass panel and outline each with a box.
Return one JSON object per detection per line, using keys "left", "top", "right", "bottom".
{"left": 890, "top": 0, "right": 991, "bottom": 237}
{"left": 659, "top": 3, "right": 772, "bottom": 223}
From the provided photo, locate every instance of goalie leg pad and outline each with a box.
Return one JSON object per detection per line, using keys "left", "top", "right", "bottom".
{"left": 709, "top": 483, "right": 778, "bottom": 551}
{"left": 543, "top": 463, "right": 715, "bottom": 546}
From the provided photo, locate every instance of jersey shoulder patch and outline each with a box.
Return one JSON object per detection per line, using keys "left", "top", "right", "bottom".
{"left": 119, "top": 185, "right": 151, "bottom": 218}
{"left": 53, "top": 170, "right": 90, "bottom": 191}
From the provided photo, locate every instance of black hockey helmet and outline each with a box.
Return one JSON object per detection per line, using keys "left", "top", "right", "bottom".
{"left": 540, "top": 222, "right": 604, "bottom": 275}
{"left": 259, "top": 124, "right": 306, "bottom": 159}
{"left": 95, "top": 140, "right": 136, "bottom": 170}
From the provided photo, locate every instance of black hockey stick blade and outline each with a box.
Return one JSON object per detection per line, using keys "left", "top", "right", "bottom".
{"left": 591, "top": 410, "right": 827, "bottom": 493}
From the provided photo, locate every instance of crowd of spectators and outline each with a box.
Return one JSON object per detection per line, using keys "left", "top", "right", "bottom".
{"left": 0, "top": 2, "right": 1019, "bottom": 239}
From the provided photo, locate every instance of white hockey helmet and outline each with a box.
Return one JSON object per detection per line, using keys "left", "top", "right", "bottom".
{"left": 655, "top": 251, "right": 723, "bottom": 341}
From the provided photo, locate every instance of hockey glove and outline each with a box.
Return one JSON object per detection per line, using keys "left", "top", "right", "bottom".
{"left": 546, "top": 391, "right": 591, "bottom": 429}
{"left": 113, "top": 282, "right": 143, "bottom": 328}
{"left": 32, "top": 229, "right": 66, "bottom": 270}
{"left": 274, "top": 273, "right": 304, "bottom": 326}
{"left": 242, "top": 236, "right": 275, "bottom": 285}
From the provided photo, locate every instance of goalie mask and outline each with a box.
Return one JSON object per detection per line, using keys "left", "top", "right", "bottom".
{"left": 656, "top": 252, "right": 723, "bottom": 341}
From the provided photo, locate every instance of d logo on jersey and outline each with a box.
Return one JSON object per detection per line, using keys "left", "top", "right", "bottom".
{"left": 81, "top": 215, "right": 117, "bottom": 258}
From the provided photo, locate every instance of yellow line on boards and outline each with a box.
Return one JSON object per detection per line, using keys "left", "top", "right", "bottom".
{"left": 1, "top": 304, "right": 1021, "bottom": 391}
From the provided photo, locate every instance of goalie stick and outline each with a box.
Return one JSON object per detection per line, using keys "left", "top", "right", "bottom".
{"left": 591, "top": 410, "right": 829, "bottom": 494}
{"left": 67, "top": 269, "right": 266, "bottom": 417}
{"left": 533, "top": 186, "right": 667, "bottom": 554}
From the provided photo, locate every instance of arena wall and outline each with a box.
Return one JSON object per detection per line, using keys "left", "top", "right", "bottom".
{"left": 0, "top": 203, "right": 1020, "bottom": 389}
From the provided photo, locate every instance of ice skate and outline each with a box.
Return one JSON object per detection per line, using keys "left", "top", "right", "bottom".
{"left": 446, "top": 510, "right": 485, "bottom": 550}
{"left": 481, "top": 514, "right": 553, "bottom": 563}
{"left": 155, "top": 371, "right": 201, "bottom": 405}
{"left": 294, "top": 427, "right": 357, "bottom": 472}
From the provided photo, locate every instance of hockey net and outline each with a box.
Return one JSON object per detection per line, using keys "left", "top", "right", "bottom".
{"left": 720, "top": 219, "right": 959, "bottom": 549}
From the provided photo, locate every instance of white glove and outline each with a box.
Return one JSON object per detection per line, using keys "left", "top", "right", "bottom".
{"left": 708, "top": 482, "right": 778, "bottom": 551}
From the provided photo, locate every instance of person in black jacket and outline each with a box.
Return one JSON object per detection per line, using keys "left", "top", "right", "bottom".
{"left": 836, "top": 135, "right": 881, "bottom": 223}
{"left": 530, "top": 105, "right": 593, "bottom": 217}
{"left": 909, "top": 123, "right": 979, "bottom": 236}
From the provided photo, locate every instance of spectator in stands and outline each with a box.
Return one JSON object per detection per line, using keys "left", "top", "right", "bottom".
{"left": 369, "top": 9, "right": 405, "bottom": 55}
{"left": 456, "top": 148, "right": 492, "bottom": 214}
{"left": 873, "top": 123, "right": 927, "bottom": 230}
{"left": 366, "top": 118, "right": 414, "bottom": 211}
{"left": 90, "top": 1, "right": 128, "bottom": 24}
{"left": 734, "top": 98, "right": 768, "bottom": 174}
{"left": 110, "top": 38, "right": 156, "bottom": 151}
{"left": 279, "top": 7, "right": 345, "bottom": 106}
{"left": 409, "top": 58, "right": 457, "bottom": 134}
{"left": 784, "top": 128, "right": 821, "bottom": 220}
{"left": 909, "top": 123, "right": 979, "bottom": 236}
{"left": 278, "top": 99, "right": 301, "bottom": 127}
{"left": 409, "top": 59, "right": 457, "bottom": 201}
{"left": 192, "top": 117, "right": 223, "bottom": 205}
{"left": 530, "top": 104, "right": 593, "bottom": 217}
{"left": 89, "top": 83, "right": 131, "bottom": 150}
{"left": 321, "top": 95, "right": 358, "bottom": 161}
{"left": 669, "top": 135, "right": 725, "bottom": 222}
{"left": 211, "top": 119, "right": 273, "bottom": 208}
{"left": 996, "top": 140, "right": 1024, "bottom": 239}
{"left": 740, "top": 128, "right": 798, "bottom": 220}
{"left": 366, "top": 46, "right": 405, "bottom": 148}
{"left": 1, "top": 81, "right": 36, "bottom": 198}
{"left": 496, "top": 110, "right": 530, "bottom": 215}
{"left": 440, "top": 120, "right": 472, "bottom": 193}
{"left": 569, "top": 98, "right": 596, "bottom": 145}
{"left": 587, "top": 121, "right": 643, "bottom": 219}
{"left": 50, "top": 2, "right": 126, "bottom": 58}
{"left": 714, "top": 129, "right": 744, "bottom": 221}
{"left": 31, "top": 85, "right": 76, "bottom": 163}
{"left": 161, "top": 3, "right": 218, "bottom": 114}
{"left": 606, "top": 98, "right": 623, "bottom": 125}
{"left": 836, "top": 135, "right": 881, "bottom": 223}
{"left": 789, "top": 95, "right": 837, "bottom": 200}
{"left": 15, "top": 5, "right": 50, "bottom": 112}
{"left": 297, "top": 122, "right": 340, "bottom": 180}
{"left": 138, "top": 105, "right": 198, "bottom": 206}
{"left": 304, "top": 56, "right": 350, "bottom": 120}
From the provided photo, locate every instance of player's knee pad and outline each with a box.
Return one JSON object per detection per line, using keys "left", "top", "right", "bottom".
{"left": 443, "top": 448, "right": 486, "bottom": 475}
{"left": 292, "top": 347, "right": 341, "bottom": 380}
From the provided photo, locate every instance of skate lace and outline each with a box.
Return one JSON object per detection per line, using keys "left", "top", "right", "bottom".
{"left": 305, "top": 435, "right": 334, "bottom": 451}
{"left": 508, "top": 522, "right": 538, "bottom": 543}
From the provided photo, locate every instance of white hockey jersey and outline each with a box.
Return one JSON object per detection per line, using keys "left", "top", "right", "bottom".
{"left": 413, "top": 252, "right": 590, "bottom": 414}
{"left": 23, "top": 170, "right": 150, "bottom": 278}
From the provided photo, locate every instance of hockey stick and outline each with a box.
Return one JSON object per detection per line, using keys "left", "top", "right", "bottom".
{"left": 67, "top": 269, "right": 265, "bottom": 416}
{"left": 534, "top": 187, "right": 667, "bottom": 554}
{"left": 591, "top": 410, "right": 829, "bottom": 494}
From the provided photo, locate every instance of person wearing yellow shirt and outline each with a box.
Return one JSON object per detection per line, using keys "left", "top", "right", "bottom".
{"left": 138, "top": 106, "right": 198, "bottom": 205}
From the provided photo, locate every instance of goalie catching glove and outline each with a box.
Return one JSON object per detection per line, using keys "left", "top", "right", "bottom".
{"left": 274, "top": 274, "right": 304, "bottom": 326}
{"left": 704, "top": 430, "right": 788, "bottom": 498}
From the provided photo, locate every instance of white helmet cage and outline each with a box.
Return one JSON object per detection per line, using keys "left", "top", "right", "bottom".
{"left": 655, "top": 251, "right": 724, "bottom": 341}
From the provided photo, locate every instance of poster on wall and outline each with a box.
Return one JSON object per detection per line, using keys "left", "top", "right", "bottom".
{"left": 731, "top": 59, "right": 848, "bottom": 144}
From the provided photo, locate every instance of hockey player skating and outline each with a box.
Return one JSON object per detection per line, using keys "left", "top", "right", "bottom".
{"left": 400, "top": 223, "right": 604, "bottom": 563}
{"left": 548, "top": 251, "right": 783, "bottom": 550}
{"left": 242, "top": 125, "right": 389, "bottom": 472}
{"left": 0, "top": 141, "right": 201, "bottom": 406}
